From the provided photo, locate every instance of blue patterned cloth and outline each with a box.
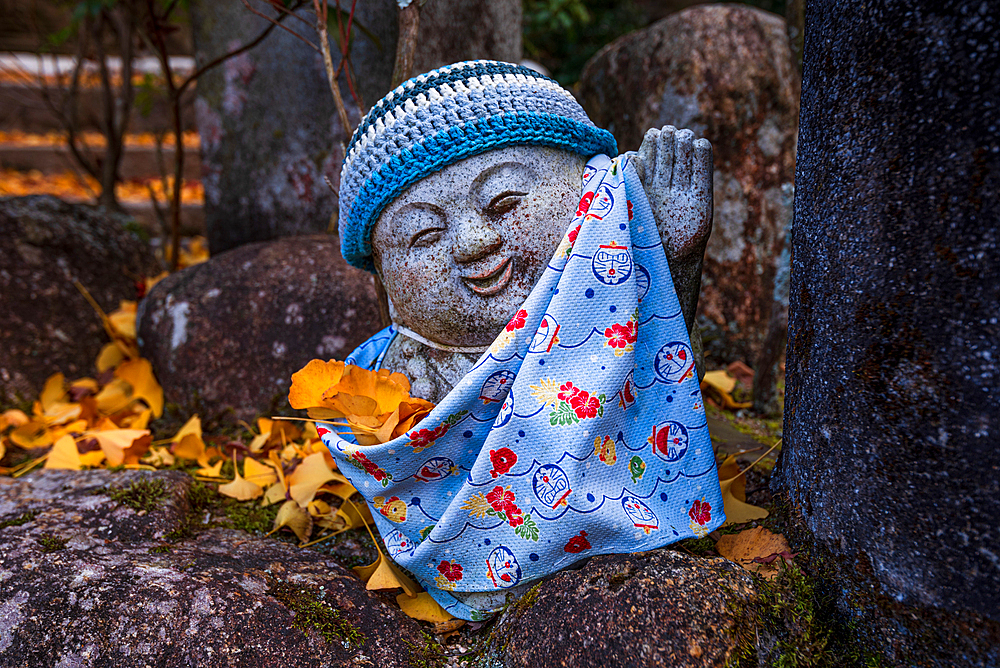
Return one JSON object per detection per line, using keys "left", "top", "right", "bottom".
{"left": 319, "top": 154, "right": 724, "bottom": 620}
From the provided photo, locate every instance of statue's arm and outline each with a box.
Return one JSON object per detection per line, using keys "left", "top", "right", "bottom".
{"left": 631, "top": 126, "right": 713, "bottom": 335}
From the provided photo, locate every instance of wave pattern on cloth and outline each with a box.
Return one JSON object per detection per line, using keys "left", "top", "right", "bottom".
{"left": 321, "top": 154, "right": 724, "bottom": 620}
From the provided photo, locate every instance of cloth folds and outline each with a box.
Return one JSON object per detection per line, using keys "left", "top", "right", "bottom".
{"left": 320, "top": 154, "right": 724, "bottom": 620}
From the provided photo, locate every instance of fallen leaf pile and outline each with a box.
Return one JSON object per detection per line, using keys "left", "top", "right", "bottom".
{"left": 0, "top": 168, "right": 204, "bottom": 205}
{"left": 1, "top": 295, "right": 162, "bottom": 477}
{"left": 288, "top": 359, "right": 435, "bottom": 445}
{"left": 0, "top": 130, "right": 201, "bottom": 149}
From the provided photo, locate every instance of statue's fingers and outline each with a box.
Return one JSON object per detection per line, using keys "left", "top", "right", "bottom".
{"left": 636, "top": 128, "right": 660, "bottom": 185}
{"left": 656, "top": 125, "right": 676, "bottom": 190}
{"left": 674, "top": 129, "right": 694, "bottom": 189}
{"left": 693, "top": 138, "right": 713, "bottom": 199}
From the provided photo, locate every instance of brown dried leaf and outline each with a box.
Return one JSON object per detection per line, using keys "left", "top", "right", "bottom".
{"left": 715, "top": 526, "right": 791, "bottom": 579}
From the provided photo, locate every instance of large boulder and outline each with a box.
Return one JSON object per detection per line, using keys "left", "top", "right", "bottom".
{"left": 0, "top": 195, "right": 159, "bottom": 405}
{"left": 190, "top": 0, "right": 522, "bottom": 255}
{"left": 0, "top": 469, "right": 430, "bottom": 667}
{"left": 137, "top": 235, "right": 381, "bottom": 422}
{"left": 478, "top": 549, "right": 757, "bottom": 668}
{"left": 579, "top": 5, "right": 799, "bottom": 368}
{"left": 777, "top": 0, "right": 1000, "bottom": 664}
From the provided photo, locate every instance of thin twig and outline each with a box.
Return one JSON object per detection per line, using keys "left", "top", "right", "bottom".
{"left": 241, "top": 0, "right": 319, "bottom": 52}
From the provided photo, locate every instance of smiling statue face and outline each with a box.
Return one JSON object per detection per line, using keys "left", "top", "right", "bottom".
{"left": 372, "top": 146, "right": 587, "bottom": 347}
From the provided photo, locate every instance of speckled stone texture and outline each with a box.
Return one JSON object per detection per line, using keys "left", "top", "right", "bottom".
{"left": 777, "top": 0, "right": 1000, "bottom": 664}
{"left": 136, "top": 235, "right": 380, "bottom": 422}
{"left": 0, "top": 470, "right": 427, "bottom": 667}
{"left": 578, "top": 4, "right": 798, "bottom": 369}
{"left": 0, "top": 195, "right": 160, "bottom": 405}
{"left": 477, "top": 549, "right": 757, "bottom": 668}
{"left": 191, "top": 0, "right": 522, "bottom": 256}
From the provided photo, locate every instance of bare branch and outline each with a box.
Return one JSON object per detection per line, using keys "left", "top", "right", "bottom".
{"left": 240, "top": 0, "right": 320, "bottom": 53}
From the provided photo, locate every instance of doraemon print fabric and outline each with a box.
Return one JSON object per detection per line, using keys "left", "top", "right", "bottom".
{"left": 319, "top": 154, "right": 724, "bottom": 620}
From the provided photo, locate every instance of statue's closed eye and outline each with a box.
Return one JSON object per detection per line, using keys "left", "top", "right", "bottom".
{"left": 409, "top": 227, "right": 446, "bottom": 248}
{"left": 485, "top": 191, "right": 527, "bottom": 217}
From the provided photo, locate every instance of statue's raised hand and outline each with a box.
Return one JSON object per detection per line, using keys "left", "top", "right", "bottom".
{"left": 631, "top": 126, "right": 713, "bottom": 333}
{"left": 632, "top": 126, "right": 713, "bottom": 262}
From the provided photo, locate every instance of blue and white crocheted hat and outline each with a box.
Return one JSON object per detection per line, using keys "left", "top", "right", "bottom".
{"left": 338, "top": 60, "right": 618, "bottom": 271}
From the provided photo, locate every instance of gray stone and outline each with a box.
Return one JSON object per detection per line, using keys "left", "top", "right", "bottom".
{"left": 0, "top": 195, "right": 160, "bottom": 406}
{"left": 0, "top": 469, "right": 430, "bottom": 667}
{"left": 477, "top": 548, "right": 757, "bottom": 668}
{"left": 578, "top": 4, "right": 799, "bottom": 369}
{"left": 776, "top": 0, "right": 1000, "bottom": 664}
{"left": 190, "top": 0, "right": 523, "bottom": 256}
{"left": 137, "top": 235, "right": 381, "bottom": 422}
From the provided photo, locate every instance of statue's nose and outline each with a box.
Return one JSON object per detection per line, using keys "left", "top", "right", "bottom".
{"left": 452, "top": 217, "right": 502, "bottom": 264}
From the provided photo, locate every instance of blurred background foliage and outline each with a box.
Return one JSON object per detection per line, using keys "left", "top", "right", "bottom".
{"left": 2, "top": 0, "right": 790, "bottom": 87}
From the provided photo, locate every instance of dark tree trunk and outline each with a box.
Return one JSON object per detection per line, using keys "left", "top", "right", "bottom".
{"left": 776, "top": 0, "right": 1000, "bottom": 663}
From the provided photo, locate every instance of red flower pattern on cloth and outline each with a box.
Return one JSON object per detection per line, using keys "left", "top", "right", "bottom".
{"left": 604, "top": 323, "right": 632, "bottom": 350}
{"left": 487, "top": 485, "right": 516, "bottom": 513}
{"left": 409, "top": 423, "right": 449, "bottom": 451}
{"left": 505, "top": 309, "right": 528, "bottom": 332}
{"left": 689, "top": 499, "right": 712, "bottom": 526}
{"left": 437, "top": 560, "right": 464, "bottom": 582}
{"left": 558, "top": 381, "right": 581, "bottom": 402}
{"left": 506, "top": 506, "right": 525, "bottom": 527}
{"left": 576, "top": 192, "right": 594, "bottom": 216}
{"left": 625, "top": 319, "right": 638, "bottom": 343}
{"left": 567, "top": 224, "right": 581, "bottom": 246}
{"left": 353, "top": 451, "right": 386, "bottom": 482}
{"left": 489, "top": 447, "right": 518, "bottom": 478}
{"left": 570, "top": 391, "right": 601, "bottom": 419}
{"left": 627, "top": 199, "right": 634, "bottom": 220}
{"left": 564, "top": 530, "right": 591, "bottom": 553}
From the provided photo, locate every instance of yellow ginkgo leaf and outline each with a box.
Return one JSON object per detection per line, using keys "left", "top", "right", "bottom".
{"left": 48, "top": 419, "right": 89, "bottom": 443}
{"left": 115, "top": 359, "right": 163, "bottom": 418}
{"left": 171, "top": 415, "right": 202, "bottom": 443}
{"left": 108, "top": 302, "right": 137, "bottom": 341}
{"left": 79, "top": 449, "right": 106, "bottom": 467}
{"left": 1, "top": 409, "right": 29, "bottom": 433}
{"left": 143, "top": 446, "right": 175, "bottom": 467}
{"left": 10, "top": 420, "right": 53, "bottom": 448}
{"left": 287, "top": 452, "right": 342, "bottom": 507}
{"left": 45, "top": 434, "right": 81, "bottom": 470}
{"left": 196, "top": 460, "right": 225, "bottom": 478}
{"left": 288, "top": 359, "right": 347, "bottom": 410}
{"left": 248, "top": 431, "right": 270, "bottom": 453}
{"left": 336, "top": 499, "right": 373, "bottom": 528}
{"left": 124, "top": 408, "right": 151, "bottom": 431}
{"left": 717, "top": 454, "right": 746, "bottom": 502}
{"left": 96, "top": 342, "right": 127, "bottom": 372}
{"left": 307, "top": 499, "right": 332, "bottom": 517}
{"left": 244, "top": 457, "right": 278, "bottom": 487}
{"left": 358, "top": 552, "right": 420, "bottom": 596}
{"left": 720, "top": 476, "right": 769, "bottom": 526}
{"left": 321, "top": 482, "right": 359, "bottom": 501}
{"left": 703, "top": 369, "right": 737, "bottom": 394}
{"left": 70, "top": 378, "right": 99, "bottom": 393}
{"left": 39, "top": 373, "right": 67, "bottom": 412}
{"left": 89, "top": 429, "right": 151, "bottom": 467}
{"left": 218, "top": 455, "right": 264, "bottom": 500}
{"left": 95, "top": 378, "right": 133, "bottom": 415}
{"left": 270, "top": 499, "right": 313, "bottom": 542}
{"left": 396, "top": 592, "right": 454, "bottom": 623}
{"left": 43, "top": 401, "right": 83, "bottom": 426}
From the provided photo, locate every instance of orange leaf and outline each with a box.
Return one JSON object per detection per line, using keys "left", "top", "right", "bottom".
{"left": 397, "top": 592, "right": 454, "bottom": 622}
{"left": 10, "top": 420, "right": 53, "bottom": 448}
{"left": 89, "top": 429, "right": 151, "bottom": 467}
{"left": 287, "top": 452, "right": 342, "bottom": 507}
{"left": 288, "top": 359, "right": 346, "bottom": 410}
{"left": 244, "top": 456, "right": 278, "bottom": 487}
{"left": 715, "top": 526, "right": 792, "bottom": 580}
{"left": 45, "top": 434, "right": 81, "bottom": 470}
{"left": 115, "top": 358, "right": 164, "bottom": 418}
{"left": 218, "top": 455, "right": 264, "bottom": 500}
{"left": 96, "top": 342, "right": 126, "bottom": 372}
{"left": 270, "top": 499, "right": 313, "bottom": 542}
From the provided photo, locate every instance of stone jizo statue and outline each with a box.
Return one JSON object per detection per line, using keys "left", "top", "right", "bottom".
{"left": 324, "top": 60, "right": 722, "bottom": 621}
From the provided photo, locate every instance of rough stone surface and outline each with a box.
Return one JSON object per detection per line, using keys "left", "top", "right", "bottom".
{"left": 0, "top": 195, "right": 160, "bottom": 405}
{"left": 776, "top": 1, "right": 1000, "bottom": 665}
{"left": 191, "top": 0, "right": 522, "bottom": 256}
{"left": 0, "top": 469, "right": 429, "bottom": 667}
{"left": 412, "top": 0, "right": 522, "bottom": 74}
{"left": 579, "top": 4, "right": 799, "bottom": 367}
{"left": 136, "top": 235, "right": 381, "bottom": 421}
{"left": 478, "top": 549, "right": 757, "bottom": 668}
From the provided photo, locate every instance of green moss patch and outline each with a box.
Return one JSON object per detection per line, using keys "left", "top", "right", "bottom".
{"left": 269, "top": 580, "right": 365, "bottom": 648}
{"left": 0, "top": 510, "right": 38, "bottom": 530}
{"left": 107, "top": 479, "right": 167, "bottom": 512}
{"left": 37, "top": 533, "right": 68, "bottom": 552}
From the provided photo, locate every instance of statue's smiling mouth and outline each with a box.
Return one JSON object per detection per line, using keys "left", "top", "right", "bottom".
{"left": 463, "top": 257, "right": 514, "bottom": 296}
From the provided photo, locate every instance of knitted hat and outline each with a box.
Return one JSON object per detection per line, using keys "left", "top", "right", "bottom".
{"left": 338, "top": 60, "right": 618, "bottom": 271}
